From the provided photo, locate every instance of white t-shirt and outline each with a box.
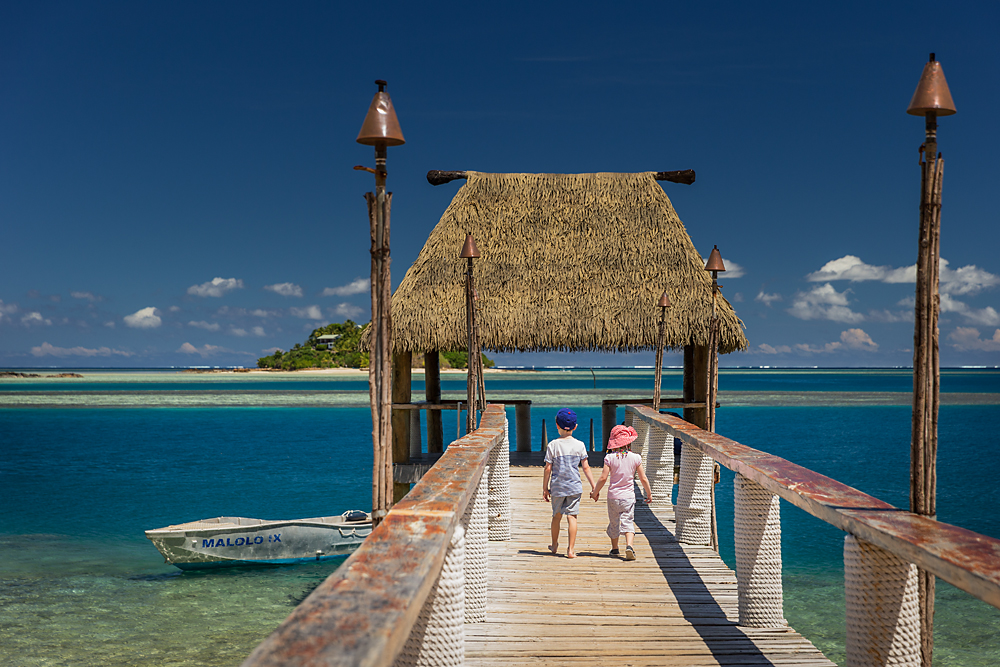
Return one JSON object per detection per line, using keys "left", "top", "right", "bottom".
{"left": 545, "top": 436, "right": 587, "bottom": 497}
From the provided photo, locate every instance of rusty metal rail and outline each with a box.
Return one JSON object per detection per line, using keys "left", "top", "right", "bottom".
{"left": 628, "top": 405, "right": 1000, "bottom": 609}
{"left": 243, "top": 404, "right": 509, "bottom": 667}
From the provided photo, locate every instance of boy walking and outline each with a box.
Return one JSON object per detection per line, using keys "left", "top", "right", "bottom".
{"left": 542, "top": 408, "right": 595, "bottom": 559}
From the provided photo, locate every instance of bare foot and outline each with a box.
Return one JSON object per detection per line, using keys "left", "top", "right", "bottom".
{"left": 548, "top": 544, "right": 558, "bottom": 554}
{"left": 566, "top": 551, "right": 577, "bottom": 559}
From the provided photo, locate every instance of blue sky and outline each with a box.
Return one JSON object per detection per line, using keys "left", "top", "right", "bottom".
{"left": 3, "top": 1, "right": 999, "bottom": 368}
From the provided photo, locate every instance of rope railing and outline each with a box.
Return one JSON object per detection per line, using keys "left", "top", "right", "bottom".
{"left": 242, "top": 404, "right": 511, "bottom": 667}
{"left": 626, "top": 404, "right": 1000, "bottom": 667}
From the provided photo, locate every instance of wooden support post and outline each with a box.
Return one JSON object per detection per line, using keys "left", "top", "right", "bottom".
{"left": 391, "top": 351, "right": 412, "bottom": 503}
{"left": 686, "top": 343, "right": 717, "bottom": 550}
{"left": 408, "top": 410, "right": 421, "bottom": 458}
{"left": 686, "top": 345, "right": 710, "bottom": 430}
{"left": 515, "top": 403, "right": 531, "bottom": 452}
{"left": 425, "top": 349, "right": 443, "bottom": 453}
{"left": 601, "top": 401, "right": 616, "bottom": 453}
{"left": 540, "top": 419, "right": 548, "bottom": 453}
{"left": 682, "top": 345, "right": 696, "bottom": 425}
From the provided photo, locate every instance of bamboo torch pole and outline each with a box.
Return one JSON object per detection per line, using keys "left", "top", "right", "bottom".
{"left": 652, "top": 291, "right": 671, "bottom": 412}
{"left": 906, "top": 53, "right": 955, "bottom": 667}
{"left": 461, "top": 234, "right": 481, "bottom": 432}
{"left": 357, "top": 80, "right": 405, "bottom": 527}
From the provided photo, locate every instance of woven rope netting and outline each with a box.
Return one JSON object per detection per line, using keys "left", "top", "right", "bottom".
{"left": 385, "top": 172, "right": 747, "bottom": 355}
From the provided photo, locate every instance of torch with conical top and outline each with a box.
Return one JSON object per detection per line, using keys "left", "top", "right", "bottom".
{"left": 906, "top": 52, "right": 956, "bottom": 667}
{"left": 356, "top": 80, "right": 405, "bottom": 527}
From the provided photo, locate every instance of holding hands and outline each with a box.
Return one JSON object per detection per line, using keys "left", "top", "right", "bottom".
{"left": 590, "top": 489, "right": 600, "bottom": 502}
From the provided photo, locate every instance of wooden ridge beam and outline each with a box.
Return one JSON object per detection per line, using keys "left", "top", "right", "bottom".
{"left": 427, "top": 169, "right": 696, "bottom": 186}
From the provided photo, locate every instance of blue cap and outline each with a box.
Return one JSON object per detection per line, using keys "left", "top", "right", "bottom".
{"left": 555, "top": 408, "right": 577, "bottom": 430}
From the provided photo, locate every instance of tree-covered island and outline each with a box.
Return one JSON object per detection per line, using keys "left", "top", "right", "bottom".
{"left": 256, "top": 321, "right": 495, "bottom": 371}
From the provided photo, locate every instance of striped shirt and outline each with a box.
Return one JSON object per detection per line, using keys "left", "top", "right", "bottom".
{"left": 544, "top": 436, "right": 587, "bottom": 497}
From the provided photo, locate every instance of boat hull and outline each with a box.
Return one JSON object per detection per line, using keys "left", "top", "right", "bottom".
{"left": 146, "top": 515, "right": 372, "bottom": 570}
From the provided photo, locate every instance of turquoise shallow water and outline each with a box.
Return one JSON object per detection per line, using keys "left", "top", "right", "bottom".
{"left": 2, "top": 368, "right": 999, "bottom": 665}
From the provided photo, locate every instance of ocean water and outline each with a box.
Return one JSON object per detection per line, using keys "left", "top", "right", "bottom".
{"left": 2, "top": 368, "right": 999, "bottom": 666}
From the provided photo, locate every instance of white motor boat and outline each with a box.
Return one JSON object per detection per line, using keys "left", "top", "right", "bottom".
{"left": 146, "top": 510, "right": 372, "bottom": 570}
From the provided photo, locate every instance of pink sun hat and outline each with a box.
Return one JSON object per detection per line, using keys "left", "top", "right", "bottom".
{"left": 607, "top": 424, "right": 638, "bottom": 450}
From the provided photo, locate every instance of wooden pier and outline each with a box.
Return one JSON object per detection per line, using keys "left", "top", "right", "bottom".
{"left": 467, "top": 467, "right": 833, "bottom": 666}
{"left": 244, "top": 404, "right": 1000, "bottom": 667}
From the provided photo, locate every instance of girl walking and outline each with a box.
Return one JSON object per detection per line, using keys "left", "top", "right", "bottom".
{"left": 590, "top": 424, "right": 651, "bottom": 560}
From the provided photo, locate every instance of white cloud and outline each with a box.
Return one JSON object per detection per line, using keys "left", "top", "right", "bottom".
{"left": 71, "top": 291, "right": 100, "bottom": 302}
{"left": 0, "top": 300, "right": 17, "bottom": 321}
{"left": 948, "top": 327, "right": 1000, "bottom": 352}
{"left": 807, "top": 255, "right": 914, "bottom": 283}
{"left": 265, "top": 282, "right": 303, "bottom": 297}
{"left": 104, "top": 321, "right": 115, "bottom": 328}
{"left": 189, "top": 320, "right": 221, "bottom": 331}
{"left": 807, "top": 255, "right": 999, "bottom": 297}
{"left": 334, "top": 302, "right": 364, "bottom": 319}
{"left": 290, "top": 305, "right": 324, "bottom": 320}
{"left": 867, "top": 309, "right": 911, "bottom": 323}
{"left": 251, "top": 326, "right": 265, "bottom": 337}
{"left": 786, "top": 329, "right": 879, "bottom": 355}
{"left": 31, "top": 342, "right": 134, "bottom": 358}
{"left": 938, "top": 295, "right": 1000, "bottom": 326}
{"left": 787, "top": 283, "right": 864, "bottom": 323}
{"left": 21, "top": 312, "right": 51, "bottom": 326}
{"left": 756, "top": 291, "right": 782, "bottom": 307}
{"left": 169, "top": 306, "right": 181, "bottom": 312}
{"left": 840, "top": 328, "right": 879, "bottom": 351}
{"left": 322, "top": 278, "right": 369, "bottom": 297}
{"left": 124, "top": 307, "right": 162, "bottom": 329}
{"left": 722, "top": 259, "right": 744, "bottom": 278}
{"left": 178, "top": 342, "right": 231, "bottom": 357}
{"left": 231, "top": 327, "right": 248, "bottom": 336}
{"left": 940, "top": 261, "right": 1000, "bottom": 296}
{"left": 187, "top": 277, "right": 244, "bottom": 297}
{"left": 962, "top": 306, "right": 1000, "bottom": 327}
{"left": 756, "top": 343, "right": 792, "bottom": 354}
{"left": 794, "top": 341, "right": 842, "bottom": 353}
{"left": 251, "top": 309, "right": 272, "bottom": 318}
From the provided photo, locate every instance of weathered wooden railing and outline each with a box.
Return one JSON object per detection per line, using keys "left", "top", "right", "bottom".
{"left": 625, "top": 404, "right": 1000, "bottom": 667}
{"left": 242, "top": 404, "right": 511, "bottom": 667}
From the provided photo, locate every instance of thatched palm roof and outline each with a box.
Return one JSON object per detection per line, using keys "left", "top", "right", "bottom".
{"left": 385, "top": 171, "right": 746, "bottom": 354}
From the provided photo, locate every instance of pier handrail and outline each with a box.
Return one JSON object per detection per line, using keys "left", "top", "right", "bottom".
{"left": 243, "top": 404, "right": 510, "bottom": 667}
{"left": 627, "top": 404, "right": 1000, "bottom": 609}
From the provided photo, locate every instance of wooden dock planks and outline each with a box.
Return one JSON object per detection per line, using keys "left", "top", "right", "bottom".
{"left": 465, "top": 467, "right": 834, "bottom": 666}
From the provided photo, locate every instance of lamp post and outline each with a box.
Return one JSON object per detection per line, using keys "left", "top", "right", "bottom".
{"left": 357, "top": 79, "right": 405, "bottom": 527}
{"left": 906, "top": 53, "right": 956, "bottom": 667}
{"left": 704, "top": 246, "right": 725, "bottom": 433}
{"left": 461, "top": 233, "right": 482, "bottom": 433}
{"left": 652, "top": 290, "right": 671, "bottom": 412}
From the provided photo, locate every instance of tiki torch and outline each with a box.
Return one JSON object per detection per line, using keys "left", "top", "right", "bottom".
{"left": 652, "top": 290, "right": 671, "bottom": 412}
{"left": 356, "top": 79, "right": 405, "bottom": 526}
{"left": 704, "top": 246, "right": 725, "bottom": 433}
{"left": 461, "top": 233, "right": 481, "bottom": 433}
{"left": 906, "top": 52, "right": 956, "bottom": 667}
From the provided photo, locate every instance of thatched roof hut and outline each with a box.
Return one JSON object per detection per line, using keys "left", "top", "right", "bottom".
{"left": 386, "top": 171, "right": 746, "bottom": 355}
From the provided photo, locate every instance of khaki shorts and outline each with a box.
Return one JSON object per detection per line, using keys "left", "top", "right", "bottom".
{"left": 606, "top": 498, "right": 636, "bottom": 538}
{"left": 551, "top": 494, "right": 581, "bottom": 516}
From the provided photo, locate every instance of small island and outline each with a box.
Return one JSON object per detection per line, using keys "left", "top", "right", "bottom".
{"left": 256, "top": 320, "right": 494, "bottom": 371}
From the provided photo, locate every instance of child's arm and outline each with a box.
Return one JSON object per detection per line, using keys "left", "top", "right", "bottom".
{"left": 581, "top": 458, "right": 596, "bottom": 494}
{"left": 542, "top": 462, "right": 552, "bottom": 501}
{"left": 590, "top": 464, "right": 609, "bottom": 501}
{"left": 636, "top": 463, "right": 652, "bottom": 503}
